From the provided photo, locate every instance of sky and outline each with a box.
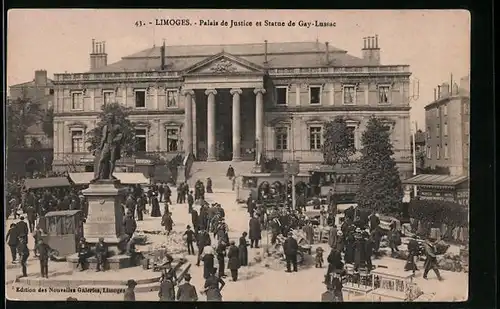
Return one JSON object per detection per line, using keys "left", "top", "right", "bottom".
{"left": 7, "top": 9, "right": 470, "bottom": 128}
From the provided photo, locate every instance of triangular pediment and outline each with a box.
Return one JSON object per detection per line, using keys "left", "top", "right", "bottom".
{"left": 184, "top": 52, "right": 264, "bottom": 75}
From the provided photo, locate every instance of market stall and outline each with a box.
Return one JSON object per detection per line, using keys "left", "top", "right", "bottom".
{"left": 24, "top": 177, "right": 72, "bottom": 190}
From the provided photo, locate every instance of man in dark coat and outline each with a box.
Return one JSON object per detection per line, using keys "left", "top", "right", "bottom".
{"left": 95, "top": 237, "right": 108, "bottom": 272}
{"left": 405, "top": 235, "right": 420, "bottom": 273}
{"left": 187, "top": 191, "right": 194, "bottom": 214}
{"left": 206, "top": 178, "right": 213, "bottom": 193}
{"left": 37, "top": 239, "right": 52, "bottom": 278}
{"left": 158, "top": 271, "right": 176, "bottom": 301}
{"left": 199, "top": 205, "right": 209, "bottom": 231}
{"left": 136, "top": 196, "right": 145, "bottom": 221}
{"left": 226, "top": 165, "right": 235, "bottom": 179}
{"left": 125, "top": 195, "right": 136, "bottom": 218}
{"left": 248, "top": 215, "right": 262, "bottom": 248}
{"left": 18, "top": 237, "right": 30, "bottom": 277}
{"left": 123, "top": 212, "right": 137, "bottom": 239}
{"left": 183, "top": 225, "right": 196, "bottom": 255}
{"left": 227, "top": 241, "right": 240, "bottom": 281}
{"left": 6, "top": 223, "right": 19, "bottom": 263}
{"left": 369, "top": 212, "right": 380, "bottom": 232}
{"left": 25, "top": 206, "right": 37, "bottom": 233}
{"left": 176, "top": 273, "right": 198, "bottom": 301}
{"left": 124, "top": 279, "right": 137, "bottom": 301}
{"left": 423, "top": 238, "right": 443, "bottom": 280}
{"left": 191, "top": 208, "right": 199, "bottom": 233}
{"left": 344, "top": 206, "right": 355, "bottom": 222}
{"left": 16, "top": 216, "right": 29, "bottom": 243}
{"left": 216, "top": 240, "right": 227, "bottom": 278}
{"left": 284, "top": 232, "right": 299, "bottom": 272}
{"left": 246, "top": 195, "right": 255, "bottom": 217}
{"left": 326, "top": 248, "right": 344, "bottom": 275}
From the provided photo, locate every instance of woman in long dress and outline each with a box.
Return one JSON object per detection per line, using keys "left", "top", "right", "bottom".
{"left": 150, "top": 193, "right": 162, "bottom": 217}
{"left": 238, "top": 232, "right": 249, "bottom": 266}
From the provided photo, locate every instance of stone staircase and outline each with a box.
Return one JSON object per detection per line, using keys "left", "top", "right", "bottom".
{"left": 188, "top": 161, "right": 255, "bottom": 192}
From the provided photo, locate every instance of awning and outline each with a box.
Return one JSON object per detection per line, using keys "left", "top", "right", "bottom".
{"left": 24, "top": 177, "right": 71, "bottom": 190}
{"left": 403, "top": 174, "right": 469, "bottom": 187}
{"left": 69, "top": 172, "right": 149, "bottom": 185}
{"left": 44, "top": 210, "right": 82, "bottom": 217}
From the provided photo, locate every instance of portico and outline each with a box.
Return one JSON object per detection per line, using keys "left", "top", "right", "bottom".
{"left": 181, "top": 52, "right": 266, "bottom": 162}
{"left": 182, "top": 86, "right": 265, "bottom": 162}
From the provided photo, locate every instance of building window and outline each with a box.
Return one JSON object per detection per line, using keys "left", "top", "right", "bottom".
{"left": 71, "top": 92, "right": 83, "bottom": 110}
{"left": 343, "top": 85, "right": 356, "bottom": 105}
{"left": 443, "top": 122, "right": 448, "bottom": 136}
{"left": 103, "top": 90, "right": 114, "bottom": 106}
{"left": 166, "top": 90, "right": 178, "bottom": 108}
{"left": 309, "top": 126, "right": 322, "bottom": 150}
{"left": 443, "top": 104, "right": 448, "bottom": 116}
{"left": 436, "top": 124, "right": 440, "bottom": 138}
{"left": 426, "top": 127, "right": 431, "bottom": 140}
{"left": 275, "top": 86, "right": 288, "bottom": 105}
{"left": 135, "top": 90, "right": 146, "bottom": 108}
{"left": 426, "top": 146, "right": 431, "bottom": 159}
{"left": 275, "top": 127, "right": 288, "bottom": 150}
{"left": 71, "top": 130, "right": 84, "bottom": 153}
{"left": 436, "top": 145, "right": 441, "bottom": 159}
{"left": 346, "top": 126, "right": 355, "bottom": 149}
{"left": 135, "top": 128, "right": 147, "bottom": 151}
{"left": 444, "top": 144, "right": 449, "bottom": 159}
{"left": 309, "top": 86, "right": 321, "bottom": 105}
{"left": 378, "top": 85, "right": 390, "bottom": 104}
{"left": 166, "top": 128, "right": 179, "bottom": 152}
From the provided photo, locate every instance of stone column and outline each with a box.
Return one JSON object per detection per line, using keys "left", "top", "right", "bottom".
{"left": 230, "top": 88, "right": 242, "bottom": 161}
{"left": 205, "top": 89, "right": 217, "bottom": 162}
{"left": 192, "top": 98, "right": 197, "bottom": 158}
{"left": 182, "top": 89, "right": 194, "bottom": 155}
{"left": 254, "top": 88, "right": 266, "bottom": 163}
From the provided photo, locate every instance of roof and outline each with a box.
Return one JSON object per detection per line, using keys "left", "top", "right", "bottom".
{"left": 10, "top": 79, "right": 54, "bottom": 88}
{"left": 44, "top": 210, "right": 82, "bottom": 217}
{"left": 24, "top": 177, "right": 71, "bottom": 189}
{"left": 69, "top": 172, "right": 149, "bottom": 185}
{"left": 90, "top": 41, "right": 372, "bottom": 73}
{"left": 402, "top": 174, "right": 469, "bottom": 187}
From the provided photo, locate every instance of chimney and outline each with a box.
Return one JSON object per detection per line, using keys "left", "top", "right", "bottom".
{"left": 437, "top": 85, "right": 441, "bottom": 98}
{"left": 361, "top": 35, "right": 381, "bottom": 65}
{"left": 34, "top": 70, "right": 47, "bottom": 86}
{"left": 90, "top": 39, "right": 108, "bottom": 71}
{"left": 264, "top": 40, "right": 268, "bottom": 66}
{"left": 160, "top": 40, "right": 166, "bottom": 70}
{"left": 325, "top": 42, "right": 330, "bottom": 64}
{"left": 441, "top": 82, "right": 450, "bottom": 96}
{"left": 434, "top": 88, "right": 437, "bottom": 101}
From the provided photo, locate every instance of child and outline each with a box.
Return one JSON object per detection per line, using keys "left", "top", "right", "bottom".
{"left": 315, "top": 246, "right": 324, "bottom": 268}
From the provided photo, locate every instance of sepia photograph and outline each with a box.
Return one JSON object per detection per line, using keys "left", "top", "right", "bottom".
{"left": 5, "top": 9, "right": 470, "bottom": 302}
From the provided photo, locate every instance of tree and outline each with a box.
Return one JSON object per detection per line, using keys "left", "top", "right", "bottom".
{"left": 6, "top": 97, "right": 42, "bottom": 150}
{"left": 356, "top": 116, "right": 403, "bottom": 214}
{"left": 42, "top": 107, "right": 54, "bottom": 138}
{"left": 86, "top": 102, "right": 137, "bottom": 157}
{"left": 322, "top": 116, "right": 357, "bottom": 191}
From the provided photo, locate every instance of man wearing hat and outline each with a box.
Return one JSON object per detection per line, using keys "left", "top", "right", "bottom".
{"left": 227, "top": 240, "right": 240, "bottom": 281}
{"left": 176, "top": 273, "right": 198, "bottom": 301}
{"left": 283, "top": 232, "right": 299, "bottom": 272}
{"left": 124, "top": 279, "right": 137, "bottom": 301}
{"left": 16, "top": 216, "right": 29, "bottom": 244}
{"left": 183, "top": 225, "right": 196, "bottom": 255}
{"left": 18, "top": 236, "right": 30, "bottom": 277}
{"left": 37, "top": 238, "right": 52, "bottom": 278}
{"left": 405, "top": 235, "right": 420, "bottom": 273}
{"left": 423, "top": 237, "right": 443, "bottom": 281}
{"left": 76, "top": 237, "right": 91, "bottom": 271}
{"left": 158, "top": 270, "right": 176, "bottom": 301}
{"left": 95, "top": 237, "right": 108, "bottom": 272}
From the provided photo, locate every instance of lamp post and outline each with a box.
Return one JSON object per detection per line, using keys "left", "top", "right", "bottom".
{"left": 291, "top": 116, "right": 296, "bottom": 211}
{"left": 411, "top": 121, "right": 418, "bottom": 196}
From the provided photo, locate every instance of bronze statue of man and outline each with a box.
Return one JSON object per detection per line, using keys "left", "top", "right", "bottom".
{"left": 92, "top": 113, "right": 123, "bottom": 181}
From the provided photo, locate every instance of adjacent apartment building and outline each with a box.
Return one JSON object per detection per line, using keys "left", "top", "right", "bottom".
{"left": 424, "top": 75, "right": 470, "bottom": 176}
{"left": 8, "top": 70, "right": 54, "bottom": 176}
{"left": 51, "top": 36, "right": 413, "bottom": 177}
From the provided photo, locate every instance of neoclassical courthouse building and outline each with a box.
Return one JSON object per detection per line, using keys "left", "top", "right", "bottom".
{"left": 52, "top": 36, "right": 413, "bottom": 177}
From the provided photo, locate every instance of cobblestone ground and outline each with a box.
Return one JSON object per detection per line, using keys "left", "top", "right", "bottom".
{"left": 5, "top": 188, "right": 468, "bottom": 301}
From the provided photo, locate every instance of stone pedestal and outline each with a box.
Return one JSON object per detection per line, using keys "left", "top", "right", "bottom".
{"left": 82, "top": 179, "right": 127, "bottom": 248}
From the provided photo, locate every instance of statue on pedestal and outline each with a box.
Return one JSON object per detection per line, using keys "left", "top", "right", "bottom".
{"left": 92, "top": 113, "right": 123, "bottom": 182}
